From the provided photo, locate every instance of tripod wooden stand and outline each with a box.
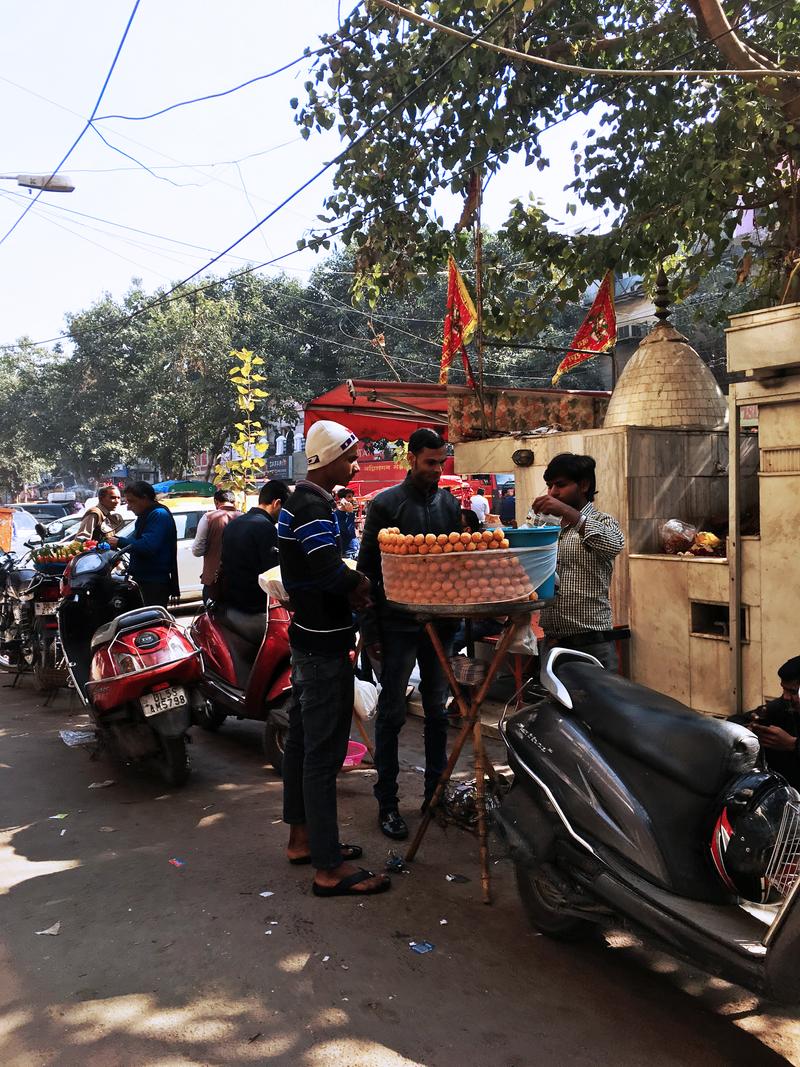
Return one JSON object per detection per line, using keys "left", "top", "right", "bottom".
{"left": 393, "top": 599, "right": 542, "bottom": 904}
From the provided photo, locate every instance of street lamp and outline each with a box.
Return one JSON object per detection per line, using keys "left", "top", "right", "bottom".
{"left": 0, "top": 173, "right": 74, "bottom": 193}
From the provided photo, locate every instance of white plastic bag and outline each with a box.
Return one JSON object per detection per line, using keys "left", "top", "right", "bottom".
{"left": 353, "top": 677, "right": 379, "bottom": 721}
{"left": 508, "top": 621, "right": 539, "bottom": 656}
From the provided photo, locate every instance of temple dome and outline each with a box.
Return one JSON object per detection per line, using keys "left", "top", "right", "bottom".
{"left": 604, "top": 321, "right": 727, "bottom": 429}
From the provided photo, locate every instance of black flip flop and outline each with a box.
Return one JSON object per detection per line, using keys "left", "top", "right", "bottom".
{"left": 312, "top": 868, "right": 391, "bottom": 897}
{"left": 289, "top": 842, "right": 363, "bottom": 866}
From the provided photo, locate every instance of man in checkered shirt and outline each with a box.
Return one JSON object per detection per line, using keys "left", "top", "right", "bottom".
{"left": 533, "top": 453, "right": 624, "bottom": 671}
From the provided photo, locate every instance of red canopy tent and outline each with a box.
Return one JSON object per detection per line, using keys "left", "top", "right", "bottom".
{"left": 303, "top": 379, "right": 448, "bottom": 441}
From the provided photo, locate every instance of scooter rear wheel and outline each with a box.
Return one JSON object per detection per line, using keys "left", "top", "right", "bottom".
{"left": 263, "top": 721, "right": 286, "bottom": 777}
{"left": 157, "top": 736, "right": 190, "bottom": 787}
{"left": 515, "top": 864, "right": 594, "bottom": 942}
{"left": 32, "top": 634, "right": 66, "bottom": 693}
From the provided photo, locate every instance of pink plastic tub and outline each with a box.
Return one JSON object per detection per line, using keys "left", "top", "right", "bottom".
{"left": 342, "top": 740, "right": 368, "bottom": 770}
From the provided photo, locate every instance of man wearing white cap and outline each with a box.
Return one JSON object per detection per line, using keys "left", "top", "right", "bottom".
{"left": 278, "top": 420, "right": 391, "bottom": 897}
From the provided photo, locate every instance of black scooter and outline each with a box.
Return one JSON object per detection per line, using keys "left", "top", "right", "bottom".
{"left": 496, "top": 648, "right": 800, "bottom": 1003}
{"left": 0, "top": 549, "right": 68, "bottom": 691}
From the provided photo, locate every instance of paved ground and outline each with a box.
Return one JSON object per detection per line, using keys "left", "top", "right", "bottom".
{"left": 2, "top": 673, "right": 800, "bottom": 1066}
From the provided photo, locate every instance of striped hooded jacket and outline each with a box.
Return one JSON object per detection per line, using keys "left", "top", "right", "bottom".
{"left": 277, "top": 481, "right": 360, "bottom": 654}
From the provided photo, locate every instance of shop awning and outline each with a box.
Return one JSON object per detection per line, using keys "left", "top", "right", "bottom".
{"left": 304, "top": 379, "right": 448, "bottom": 442}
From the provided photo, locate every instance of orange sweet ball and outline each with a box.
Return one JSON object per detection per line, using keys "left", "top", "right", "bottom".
{"left": 419, "top": 544, "right": 429, "bottom": 555}
{"left": 481, "top": 531, "right": 494, "bottom": 543}
{"left": 436, "top": 533, "right": 448, "bottom": 545}
{"left": 443, "top": 543, "right": 454, "bottom": 553}
{"left": 430, "top": 544, "right": 443, "bottom": 554}
{"left": 425, "top": 533, "right": 436, "bottom": 545}
{"left": 448, "top": 531, "right": 460, "bottom": 544}
{"left": 459, "top": 532, "right": 471, "bottom": 544}
{"left": 454, "top": 542, "right": 466, "bottom": 552}
{"left": 493, "top": 528, "right": 504, "bottom": 541}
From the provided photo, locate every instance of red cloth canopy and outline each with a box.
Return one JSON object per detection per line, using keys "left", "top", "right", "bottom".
{"left": 303, "top": 380, "right": 448, "bottom": 442}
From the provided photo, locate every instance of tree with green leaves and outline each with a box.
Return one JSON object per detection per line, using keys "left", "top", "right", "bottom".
{"left": 292, "top": 0, "right": 800, "bottom": 332}
{"left": 213, "top": 348, "right": 270, "bottom": 502}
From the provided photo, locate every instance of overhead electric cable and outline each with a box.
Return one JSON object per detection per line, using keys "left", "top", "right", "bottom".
{"left": 0, "top": 0, "right": 142, "bottom": 251}
{"left": 373, "top": 0, "right": 798, "bottom": 79}
{"left": 123, "top": 0, "right": 526, "bottom": 323}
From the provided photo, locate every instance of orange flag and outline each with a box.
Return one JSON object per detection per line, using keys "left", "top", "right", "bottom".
{"left": 551, "top": 271, "right": 616, "bottom": 386}
{"left": 440, "top": 255, "right": 477, "bottom": 387}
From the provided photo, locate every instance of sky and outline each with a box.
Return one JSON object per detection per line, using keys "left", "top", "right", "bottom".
{"left": 0, "top": 1, "right": 594, "bottom": 349}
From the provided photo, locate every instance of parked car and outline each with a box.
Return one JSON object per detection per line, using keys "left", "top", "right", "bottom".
{"left": 10, "top": 510, "right": 39, "bottom": 557}
{"left": 12, "top": 502, "right": 72, "bottom": 522}
{"left": 116, "top": 495, "right": 214, "bottom": 603}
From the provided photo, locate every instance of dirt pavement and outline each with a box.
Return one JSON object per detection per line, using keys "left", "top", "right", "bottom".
{"left": 2, "top": 676, "right": 800, "bottom": 1067}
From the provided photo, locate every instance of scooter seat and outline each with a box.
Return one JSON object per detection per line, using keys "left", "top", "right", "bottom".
{"left": 215, "top": 606, "right": 267, "bottom": 648}
{"left": 90, "top": 606, "right": 172, "bottom": 651}
{"left": 557, "top": 661, "right": 758, "bottom": 797}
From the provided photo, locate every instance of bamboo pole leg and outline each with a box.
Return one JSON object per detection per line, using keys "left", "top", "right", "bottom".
{"left": 405, "top": 711, "right": 476, "bottom": 861}
{"left": 406, "top": 619, "right": 522, "bottom": 866}
{"left": 473, "top": 714, "right": 491, "bottom": 903}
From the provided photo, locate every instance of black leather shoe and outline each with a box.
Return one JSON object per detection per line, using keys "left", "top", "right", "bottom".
{"left": 379, "top": 810, "right": 409, "bottom": 840}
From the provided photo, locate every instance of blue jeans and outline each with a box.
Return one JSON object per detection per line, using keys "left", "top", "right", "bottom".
{"left": 373, "top": 626, "right": 452, "bottom": 813}
{"left": 282, "top": 647, "right": 355, "bottom": 870}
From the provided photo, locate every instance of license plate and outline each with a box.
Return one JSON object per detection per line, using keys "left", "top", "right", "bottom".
{"left": 140, "top": 686, "right": 188, "bottom": 717}
{"left": 35, "top": 601, "right": 58, "bottom": 615}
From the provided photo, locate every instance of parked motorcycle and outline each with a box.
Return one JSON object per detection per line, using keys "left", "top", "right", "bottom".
{"left": 189, "top": 596, "right": 292, "bottom": 774}
{"left": 495, "top": 647, "right": 800, "bottom": 1003}
{"left": 58, "top": 546, "right": 203, "bottom": 786}
{"left": 0, "top": 549, "right": 68, "bottom": 691}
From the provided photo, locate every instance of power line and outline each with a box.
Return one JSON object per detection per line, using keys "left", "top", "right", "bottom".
{"left": 0, "top": 0, "right": 142, "bottom": 251}
{"left": 374, "top": 0, "right": 798, "bottom": 80}
{"left": 122, "top": 0, "right": 525, "bottom": 323}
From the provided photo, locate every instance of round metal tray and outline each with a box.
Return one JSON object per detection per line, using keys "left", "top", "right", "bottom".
{"left": 386, "top": 597, "right": 551, "bottom": 619}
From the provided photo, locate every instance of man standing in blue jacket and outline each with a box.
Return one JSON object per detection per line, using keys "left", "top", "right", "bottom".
{"left": 279, "top": 420, "right": 390, "bottom": 898}
{"left": 109, "top": 481, "right": 179, "bottom": 607}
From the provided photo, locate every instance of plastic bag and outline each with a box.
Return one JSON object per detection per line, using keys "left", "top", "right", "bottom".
{"left": 508, "top": 621, "right": 538, "bottom": 655}
{"left": 660, "top": 519, "right": 697, "bottom": 555}
{"left": 353, "top": 677, "right": 379, "bottom": 721}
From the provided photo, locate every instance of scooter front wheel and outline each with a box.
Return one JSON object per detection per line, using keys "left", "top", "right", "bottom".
{"left": 195, "top": 700, "right": 227, "bottom": 732}
{"left": 156, "top": 735, "right": 190, "bottom": 787}
{"left": 515, "top": 864, "right": 594, "bottom": 942}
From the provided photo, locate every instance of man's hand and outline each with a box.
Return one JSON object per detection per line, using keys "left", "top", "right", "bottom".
{"left": 752, "top": 724, "right": 797, "bottom": 751}
{"left": 532, "top": 494, "right": 582, "bottom": 527}
{"left": 106, "top": 534, "right": 119, "bottom": 547}
{"left": 348, "top": 572, "right": 373, "bottom": 612}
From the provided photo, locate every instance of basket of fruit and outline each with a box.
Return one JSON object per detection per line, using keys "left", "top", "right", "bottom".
{"left": 379, "top": 527, "right": 557, "bottom": 609}
{"left": 30, "top": 539, "right": 94, "bottom": 573}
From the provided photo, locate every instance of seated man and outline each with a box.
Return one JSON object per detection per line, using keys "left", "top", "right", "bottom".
{"left": 749, "top": 656, "right": 800, "bottom": 789}
{"left": 219, "top": 480, "right": 289, "bottom": 614}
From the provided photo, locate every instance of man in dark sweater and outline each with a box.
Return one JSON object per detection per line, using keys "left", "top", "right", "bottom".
{"left": 358, "top": 428, "right": 462, "bottom": 840}
{"left": 219, "top": 480, "right": 289, "bottom": 613}
{"left": 750, "top": 656, "right": 800, "bottom": 789}
{"left": 279, "top": 420, "right": 390, "bottom": 898}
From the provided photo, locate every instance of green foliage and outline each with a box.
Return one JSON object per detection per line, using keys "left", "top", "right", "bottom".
{"left": 293, "top": 1, "right": 800, "bottom": 322}
{"left": 213, "top": 348, "right": 268, "bottom": 502}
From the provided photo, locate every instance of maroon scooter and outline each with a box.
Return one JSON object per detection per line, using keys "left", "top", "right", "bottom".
{"left": 190, "top": 596, "right": 292, "bottom": 774}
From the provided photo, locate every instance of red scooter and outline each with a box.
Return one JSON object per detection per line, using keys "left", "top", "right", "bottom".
{"left": 58, "top": 546, "right": 203, "bottom": 786}
{"left": 189, "top": 596, "right": 292, "bottom": 774}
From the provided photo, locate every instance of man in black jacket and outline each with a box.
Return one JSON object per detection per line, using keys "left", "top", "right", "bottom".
{"left": 750, "top": 656, "right": 800, "bottom": 788}
{"left": 358, "top": 427, "right": 462, "bottom": 839}
{"left": 219, "top": 480, "right": 289, "bottom": 613}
